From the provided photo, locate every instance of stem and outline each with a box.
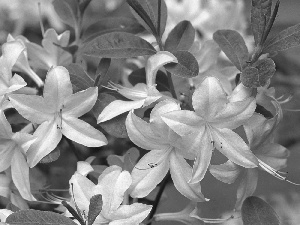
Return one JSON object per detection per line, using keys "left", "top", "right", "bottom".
{"left": 148, "top": 172, "right": 171, "bottom": 224}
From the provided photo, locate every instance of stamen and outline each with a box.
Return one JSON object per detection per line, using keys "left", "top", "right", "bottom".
{"left": 37, "top": 2, "right": 45, "bottom": 37}
{"left": 258, "top": 159, "right": 300, "bottom": 185}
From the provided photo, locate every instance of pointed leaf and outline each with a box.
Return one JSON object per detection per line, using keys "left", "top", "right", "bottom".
{"left": 164, "top": 51, "right": 199, "bottom": 78}
{"left": 127, "top": 0, "right": 167, "bottom": 37}
{"left": 213, "top": 30, "right": 249, "bottom": 71}
{"left": 251, "top": 0, "right": 273, "bottom": 46}
{"left": 263, "top": 23, "right": 300, "bottom": 54}
{"left": 82, "top": 32, "right": 156, "bottom": 58}
{"left": 88, "top": 194, "right": 103, "bottom": 225}
{"left": 241, "top": 196, "right": 280, "bottom": 225}
{"left": 241, "top": 58, "right": 276, "bottom": 88}
{"left": 165, "top": 20, "right": 195, "bottom": 52}
{"left": 53, "top": 0, "right": 79, "bottom": 28}
{"left": 94, "top": 93, "right": 128, "bottom": 138}
{"left": 66, "top": 63, "right": 94, "bottom": 93}
{"left": 6, "top": 209, "right": 78, "bottom": 225}
{"left": 94, "top": 58, "right": 111, "bottom": 88}
{"left": 83, "top": 17, "right": 144, "bottom": 43}
{"left": 128, "top": 68, "right": 170, "bottom": 92}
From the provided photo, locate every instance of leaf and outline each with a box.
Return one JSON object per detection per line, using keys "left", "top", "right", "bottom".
{"left": 79, "top": 0, "right": 92, "bottom": 14}
{"left": 39, "top": 147, "right": 60, "bottom": 163}
{"left": 94, "top": 58, "right": 111, "bottom": 88}
{"left": 83, "top": 17, "right": 144, "bottom": 43}
{"left": 251, "top": 0, "right": 273, "bottom": 46}
{"left": 61, "top": 201, "right": 85, "bottom": 225}
{"left": 88, "top": 194, "right": 102, "bottom": 225}
{"left": 127, "top": 0, "right": 167, "bottom": 37}
{"left": 263, "top": 23, "right": 300, "bottom": 54}
{"left": 93, "top": 93, "right": 128, "bottom": 138}
{"left": 82, "top": 32, "right": 156, "bottom": 58}
{"left": 241, "top": 196, "right": 280, "bottom": 225}
{"left": 6, "top": 209, "right": 78, "bottom": 225}
{"left": 53, "top": 0, "right": 79, "bottom": 28}
{"left": 165, "top": 20, "right": 195, "bottom": 52}
{"left": 241, "top": 58, "right": 276, "bottom": 88}
{"left": 164, "top": 51, "right": 199, "bottom": 78}
{"left": 213, "top": 30, "right": 249, "bottom": 71}
{"left": 66, "top": 63, "right": 94, "bottom": 92}
{"left": 128, "top": 68, "right": 170, "bottom": 92}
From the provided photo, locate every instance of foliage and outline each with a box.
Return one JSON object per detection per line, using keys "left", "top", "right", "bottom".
{"left": 0, "top": 0, "right": 300, "bottom": 225}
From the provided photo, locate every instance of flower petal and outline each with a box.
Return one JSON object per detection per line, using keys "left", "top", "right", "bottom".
{"left": 63, "top": 87, "right": 98, "bottom": 118}
{"left": 146, "top": 51, "right": 177, "bottom": 87}
{"left": 170, "top": 152, "right": 207, "bottom": 202}
{"left": 6, "top": 74, "right": 27, "bottom": 94}
{"left": 43, "top": 66, "right": 73, "bottom": 111}
{"left": 130, "top": 150, "right": 170, "bottom": 198}
{"left": 149, "top": 100, "right": 180, "bottom": 135}
{"left": 192, "top": 77, "right": 227, "bottom": 120}
{"left": 0, "top": 174, "right": 11, "bottom": 198}
{"left": 96, "top": 168, "right": 132, "bottom": 216}
{"left": 98, "top": 100, "right": 144, "bottom": 123}
{"left": 0, "top": 141, "right": 15, "bottom": 172}
{"left": 0, "top": 110, "right": 13, "bottom": 138}
{"left": 9, "top": 94, "right": 54, "bottom": 124}
{"left": 27, "top": 121, "right": 62, "bottom": 167}
{"left": 109, "top": 203, "right": 152, "bottom": 225}
{"left": 256, "top": 143, "right": 289, "bottom": 170}
{"left": 212, "top": 128, "right": 258, "bottom": 168}
{"left": 212, "top": 98, "right": 256, "bottom": 129}
{"left": 126, "top": 111, "right": 168, "bottom": 150}
{"left": 62, "top": 117, "right": 107, "bottom": 147}
{"left": 0, "top": 41, "right": 24, "bottom": 80}
{"left": 11, "top": 150, "right": 36, "bottom": 201}
{"left": 209, "top": 160, "right": 241, "bottom": 184}
{"left": 162, "top": 110, "right": 204, "bottom": 136}
{"left": 187, "top": 126, "right": 213, "bottom": 183}
{"left": 70, "top": 172, "right": 95, "bottom": 213}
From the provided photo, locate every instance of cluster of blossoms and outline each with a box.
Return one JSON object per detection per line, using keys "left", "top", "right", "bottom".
{"left": 0, "top": 0, "right": 298, "bottom": 224}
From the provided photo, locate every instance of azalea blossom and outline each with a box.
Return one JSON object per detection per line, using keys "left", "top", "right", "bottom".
{"left": 18, "top": 28, "right": 72, "bottom": 71}
{"left": 7, "top": 34, "right": 44, "bottom": 87}
{"left": 161, "top": 76, "right": 258, "bottom": 183}
{"left": 0, "top": 110, "right": 36, "bottom": 201}
{"left": 0, "top": 40, "right": 27, "bottom": 109}
{"left": 70, "top": 165, "right": 152, "bottom": 225}
{"left": 9, "top": 66, "right": 107, "bottom": 167}
{"left": 97, "top": 51, "right": 177, "bottom": 123}
{"left": 126, "top": 100, "right": 206, "bottom": 202}
{"left": 210, "top": 112, "right": 289, "bottom": 210}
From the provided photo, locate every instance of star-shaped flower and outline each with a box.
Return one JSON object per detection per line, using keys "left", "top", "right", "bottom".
{"left": 210, "top": 112, "right": 289, "bottom": 210}
{"left": 19, "top": 28, "right": 72, "bottom": 71}
{"left": 70, "top": 165, "right": 152, "bottom": 225}
{"left": 162, "top": 76, "right": 258, "bottom": 183}
{"left": 9, "top": 66, "right": 107, "bottom": 167}
{"left": 97, "top": 51, "right": 177, "bottom": 123}
{"left": 0, "top": 110, "right": 36, "bottom": 201}
{"left": 126, "top": 100, "right": 206, "bottom": 202}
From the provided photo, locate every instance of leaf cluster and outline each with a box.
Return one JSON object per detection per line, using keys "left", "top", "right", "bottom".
{"left": 213, "top": 0, "right": 300, "bottom": 88}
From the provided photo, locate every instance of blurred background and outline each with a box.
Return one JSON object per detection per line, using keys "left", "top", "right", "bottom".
{"left": 0, "top": 0, "right": 300, "bottom": 224}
